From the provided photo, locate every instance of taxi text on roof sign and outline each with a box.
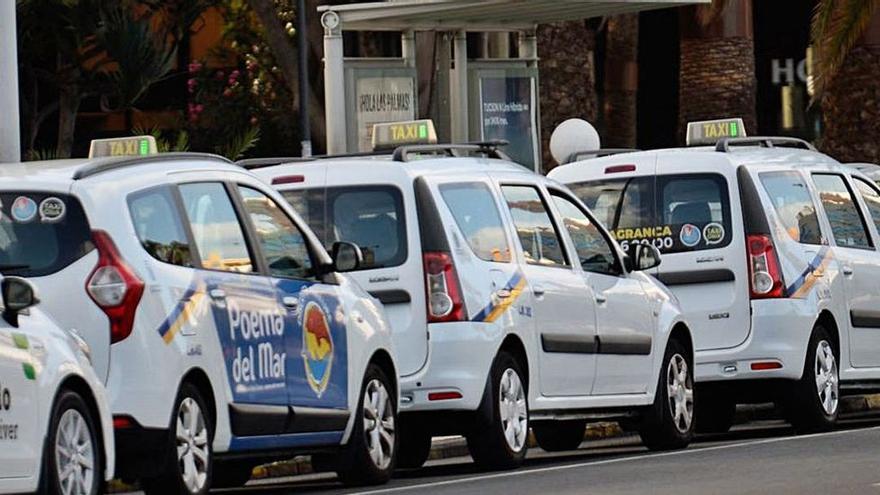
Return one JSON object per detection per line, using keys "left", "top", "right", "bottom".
{"left": 372, "top": 119, "right": 438, "bottom": 151}
{"left": 686, "top": 118, "right": 747, "bottom": 146}
{"left": 88, "top": 136, "right": 159, "bottom": 159}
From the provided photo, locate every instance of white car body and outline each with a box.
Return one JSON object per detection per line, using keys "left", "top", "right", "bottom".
{"left": 0, "top": 154, "right": 397, "bottom": 484}
{"left": 250, "top": 150, "right": 694, "bottom": 435}
{"left": 0, "top": 300, "right": 114, "bottom": 493}
{"left": 549, "top": 139, "right": 880, "bottom": 416}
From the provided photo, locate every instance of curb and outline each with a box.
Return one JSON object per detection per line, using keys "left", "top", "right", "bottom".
{"left": 107, "top": 394, "right": 880, "bottom": 492}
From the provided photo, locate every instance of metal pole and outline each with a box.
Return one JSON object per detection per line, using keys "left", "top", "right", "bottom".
{"left": 451, "top": 30, "right": 469, "bottom": 143}
{"left": 322, "top": 11, "right": 347, "bottom": 154}
{"left": 297, "top": 0, "right": 312, "bottom": 157}
{"left": 0, "top": 1, "right": 20, "bottom": 162}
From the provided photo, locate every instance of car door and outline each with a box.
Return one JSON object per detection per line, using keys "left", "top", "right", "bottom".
{"left": 234, "top": 185, "right": 349, "bottom": 419}
{"left": 176, "top": 182, "right": 290, "bottom": 435}
{"left": 848, "top": 175, "right": 880, "bottom": 367}
{"left": 812, "top": 173, "right": 880, "bottom": 368}
{"left": 548, "top": 189, "right": 655, "bottom": 395}
{"left": 0, "top": 321, "right": 39, "bottom": 478}
{"left": 499, "top": 183, "right": 597, "bottom": 397}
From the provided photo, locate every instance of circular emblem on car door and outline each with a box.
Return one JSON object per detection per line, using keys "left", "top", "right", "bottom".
{"left": 302, "top": 301, "right": 334, "bottom": 397}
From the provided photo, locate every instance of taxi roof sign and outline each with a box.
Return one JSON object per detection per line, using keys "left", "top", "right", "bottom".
{"left": 89, "top": 136, "right": 158, "bottom": 159}
{"left": 686, "top": 118, "right": 747, "bottom": 147}
{"left": 372, "top": 120, "right": 438, "bottom": 151}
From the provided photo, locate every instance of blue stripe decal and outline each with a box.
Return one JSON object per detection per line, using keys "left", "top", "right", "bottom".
{"left": 784, "top": 247, "right": 830, "bottom": 297}
{"left": 156, "top": 284, "right": 200, "bottom": 341}
{"left": 228, "top": 431, "right": 344, "bottom": 452}
{"left": 472, "top": 272, "right": 524, "bottom": 323}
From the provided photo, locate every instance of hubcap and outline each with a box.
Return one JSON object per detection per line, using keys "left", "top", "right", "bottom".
{"left": 363, "top": 379, "right": 395, "bottom": 470}
{"left": 175, "top": 398, "right": 209, "bottom": 493}
{"left": 499, "top": 368, "right": 528, "bottom": 452}
{"left": 815, "top": 340, "right": 839, "bottom": 416}
{"left": 666, "top": 353, "right": 694, "bottom": 434}
{"left": 55, "top": 409, "right": 95, "bottom": 495}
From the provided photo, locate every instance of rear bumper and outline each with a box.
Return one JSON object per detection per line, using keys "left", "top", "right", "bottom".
{"left": 399, "top": 322, "right": 500, "bottom": 413}
{"left": 695, "top": 299, "right": 815, "bottom": 383}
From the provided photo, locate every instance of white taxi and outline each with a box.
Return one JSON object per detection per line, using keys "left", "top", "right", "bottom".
{"left": 0, "top": 137, "right": 399, "bottom": 494}
{"left": 247, "top": 120, "right": 696, "bottom": 470}
{"left": 0, "top": 276, "right": 114, "bottom": 495}
{"left": 550, "top": 118, "right": 880, "bottom": 433}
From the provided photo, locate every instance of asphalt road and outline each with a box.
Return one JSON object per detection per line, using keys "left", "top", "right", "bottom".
{"left": 213, "top": 417, "right": 880, "bottom": 495}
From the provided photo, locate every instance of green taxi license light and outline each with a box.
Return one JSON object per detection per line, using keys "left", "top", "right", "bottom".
{"left": 89, "top": 136, "right": 159, "bottom": 159}
{"left": 372, "top": 119, "right": 438, "bottom": 151}
{"left": 686, "top": 118, "right": 747, "bottom": 146}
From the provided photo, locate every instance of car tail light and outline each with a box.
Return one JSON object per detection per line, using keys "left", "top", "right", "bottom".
{"left": 423, "top": 252, "right": 466, "bottom": 323}
{"left": 605, "top": 164, "right": 637, "bottom": 174}
{"left": 87, "top": 230, "right": 145, "bottom": 343}
{"left": 747, "top": 234, "right": 784, "bottom": 299}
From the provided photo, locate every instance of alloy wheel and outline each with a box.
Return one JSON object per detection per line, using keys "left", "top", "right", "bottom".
{"left": 176, "top": 397, "right": 209, "bottom": 493}
{"left": 363, "top": 379, "right": 395, "bottom": 470}
{"left": 666, "top": 353, "right": 694, "bottom": 433}
{"left": 499, "top": 368, "right": 528, "bottom": 452}
{"left": 55, "top": 409, "right": 96, "bottom": 495}
{"left": 814, "top": 340, "right": 839, "bottom": 416}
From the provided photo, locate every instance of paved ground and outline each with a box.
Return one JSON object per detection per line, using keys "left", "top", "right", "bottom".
{"left": 208, "top": 416, "right": 880, "bottom": 494}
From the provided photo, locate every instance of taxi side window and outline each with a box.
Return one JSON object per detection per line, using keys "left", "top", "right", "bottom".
{"left": 179, "top": 183, "right": 256, "bottom": 273}
{"left": 501, "top": 185, "right": 569, "bottom": 267}
{"left": 812, "top": 174, "right": 873, "bottom": 249}
{"left": 238, "top": 186, "right": 314, "bottom": 279}
{"left": 759, "top": 171, "right": 823, "bottom": 245}
{"left": 853, "top": 177, "right": 880, "bottom": 235}
{"left": 439, "top": 182, "right": 511, "bottom": 263}
{"left": 569, "top": 177, "right": 653, "bottom": 231}
{"left": 550, "top": 192, "right": 619, "bottom": 275}
{"left": 128, "top": 187, "right": 194, "bottom": 267}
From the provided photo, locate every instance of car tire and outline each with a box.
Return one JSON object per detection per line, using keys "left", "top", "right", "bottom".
{"left": 639, "top": 338, "right": 695, "bottom": 451}
{"left": 396, "top": 423, "right": 432, "bottom": 469}
{"left": 41, "top": 390, "right": 103, "bottom": 495}
{"left": 336, "top": 363, "right": 398, "bottom": 486}
{"left": 533, "top": 420, "right": 586, "bottom": 452}
{"left": 466, "top": 351, "right": 529, "bottom": 470}
{"left": 785, "top": 325, "right": 839, "bottom": 433}
{"left": 143, "top": 383, "right": 213, "bottom": 495}
{"left": 695, "top": 387, "right": 736, "bottom": 434}
{"left": 211, "top": 460, "right": 254, "bottom": 488}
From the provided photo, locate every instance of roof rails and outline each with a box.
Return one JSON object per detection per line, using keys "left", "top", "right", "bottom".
{"left": 392, "top": 141, "right": 511, "bottom": 163}
{"left": 236, "top": 150, "right": 391, "bottom": 170}
{"left": 565, "top": 148, "right": 640, "bottom": 164}
{"left": 715, "top": 137, "right": 816, "bottom": 153}
{"left": 73, "top": 152, "right": 231, "bottom": 180}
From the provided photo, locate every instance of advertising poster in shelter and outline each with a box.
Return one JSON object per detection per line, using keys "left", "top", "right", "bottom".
{"left": 355, "top": 76, "right": 416, "bottom": 152}
{"left": 479, "top": 76, "right": 539, "bottom": 170}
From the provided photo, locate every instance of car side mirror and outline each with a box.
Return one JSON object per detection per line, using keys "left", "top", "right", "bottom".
{"left": 331, "top": 241, "right": 363, "bottom": 273}
{"left": 625, "top": 244, "right": 662, "bottom": 272}
{"left": 2, "top": 277, "right": 39, "bottom": 327}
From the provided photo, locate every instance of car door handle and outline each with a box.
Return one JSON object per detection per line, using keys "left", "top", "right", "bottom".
{"left": 842, "top": 266, "right": 854, "bottom": 276}
{"left": 209, "top": 289, "right": 227, "bottom": 300}
{"left": 595, "top": 292, "right": 608, "bottom": 304}
{"left": 532, "top": 285, "right": 546, "bottom": 298}
{"left": 282, "top": 297, "right": 300, "bottom": 311}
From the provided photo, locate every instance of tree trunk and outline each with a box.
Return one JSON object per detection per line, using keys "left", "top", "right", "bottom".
{"left": 56, "top": 84, "right": 81, "bottom": 158}
{"left": 538, "top": 21, "right": 597, "bottom": 169}
{"left": 603, "top": 14, "right": 639, "bottom": 148}
{"left": 678, "top": 0, "right": 757, "bottom": 144}
{"left": 247, "top": 0, "right": 326, "bottom": 152}
{"left": 819, "top": 12, "right": 880, "bottom": 163}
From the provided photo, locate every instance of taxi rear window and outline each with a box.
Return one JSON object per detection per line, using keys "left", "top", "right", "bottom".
{"left": 0, "top": 192, "right": 93, "bottom": 277}
{"left": 282, "top": 186, "right": 406, "bottom": 270}
{"left": 569, "top": 173, "right": 732, "bottom": 254}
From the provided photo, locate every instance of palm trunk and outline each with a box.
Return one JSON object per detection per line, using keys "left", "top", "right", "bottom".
{"left": 603, "top": 14, "right": 639, "bottom": 148}
{"left": 538, "top": 21, "right": 597, "bottom": 169}
{"left": 56, "top": 83, "right": 81, "bottom": 158}
{"left": 678, "top": 0, "right": 757, "bottom": 144}
{"left": 819, "top": 12, "right": 880, "bottom": 163}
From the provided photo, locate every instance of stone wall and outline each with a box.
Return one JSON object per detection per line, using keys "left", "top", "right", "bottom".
{"left": 820, "top": 45, "right": 880, "bottom": 163}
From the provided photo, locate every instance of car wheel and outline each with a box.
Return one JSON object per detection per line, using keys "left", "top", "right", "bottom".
{"left": 143, "top": 383, "right": 212, "bottom": 495}
{"left": 336, "top": 364, "right": 398, "bottom": 486}
{"left": 533, "top": 420, "right": 586, "bottom": 452}
{"left": 785, "top": 325, "right": 839, "bottom": 433}
{"left": 42, "top": 390, "right": 102, "bottom": 495}
{"left": 211, "top": 460, "right": 254, "bottom": 488}
{"left": 695, "top": 386, "right": 736, "bottom": 434}
{"left": 639, "top": 339, "right": 694, "bottom": 451}
{"left": 466, "top": 351, "right": 528, "bottom": 470}
{"left": 396, "top": 422, "right": 432, "bottom": 469}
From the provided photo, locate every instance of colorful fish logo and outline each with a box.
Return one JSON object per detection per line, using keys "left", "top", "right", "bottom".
{"left": 302, "top": 301, "right": 333, "bottom": 396}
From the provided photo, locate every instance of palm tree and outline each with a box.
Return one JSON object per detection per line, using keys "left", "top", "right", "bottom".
{"left": 603, "top": 13, "right": 639, "bottom": 148}
{"left": 677, "top": 0, "right": 757, "bottom": 143}
{"left": 812, "top": 1, "right": 880, "bottom": 162}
